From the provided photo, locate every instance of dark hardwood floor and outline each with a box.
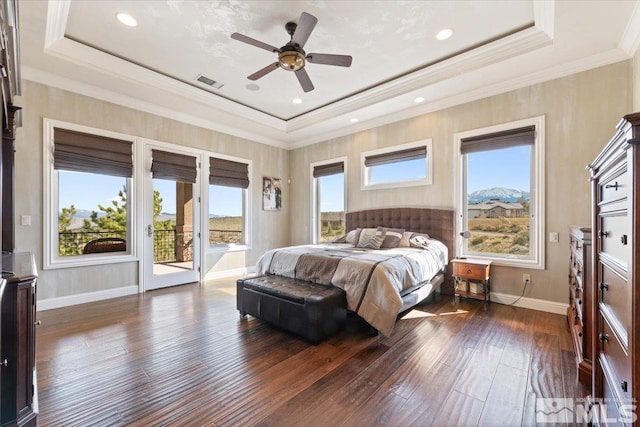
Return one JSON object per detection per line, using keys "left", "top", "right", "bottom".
{"left": 35, "top": 277, "right": 587, "bottom": 426}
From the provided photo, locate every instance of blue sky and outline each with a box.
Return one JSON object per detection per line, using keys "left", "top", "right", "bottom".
{"left": 466, "top": 146, "right": 530, "bottom": 193}
{"left": 59, "top": 172, "right": 240, "bottom": 216}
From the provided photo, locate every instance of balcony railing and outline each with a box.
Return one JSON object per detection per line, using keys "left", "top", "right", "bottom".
{"left": 209, "top": 229, "right": 242, "bottom": 245}
{"left": 59, "top": 228, "right": 243, "bottom": 261}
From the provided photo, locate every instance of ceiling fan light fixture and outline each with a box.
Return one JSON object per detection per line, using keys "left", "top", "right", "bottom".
{"left": 278, "top": 49, "right": 306, "bottom": 71}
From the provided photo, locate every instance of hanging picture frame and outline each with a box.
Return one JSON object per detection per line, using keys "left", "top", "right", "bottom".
{"left": 262, "top": 177, "right": 282, "bottom": 210}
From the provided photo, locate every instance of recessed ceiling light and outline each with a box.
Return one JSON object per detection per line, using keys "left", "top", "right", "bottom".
{"left": 436, "top": 28, "right": 453, "bottom": 41}
{"left": 414, "top": 97, "right": 425, "bottom": 103}
{"left": 116, "top": 12, "right": 137, "bottom": 27}
{"left": 292, "top": 97, "right": 302, "bottom": 104}
{"left": 350, "top": 118, "right": 359, "bottom": 123}
{"left": 246, "top": 83, "right": 260, "bottom": 91}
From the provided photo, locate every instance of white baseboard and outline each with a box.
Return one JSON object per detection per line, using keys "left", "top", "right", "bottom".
{"left": 37, "top": 285, "right": 139, "bottom": 311}
{"left": 203, "top": 266, "right": 256, "bottom": 281}
{"left": 490, "top": 292, "right": 568, "bottom": 315}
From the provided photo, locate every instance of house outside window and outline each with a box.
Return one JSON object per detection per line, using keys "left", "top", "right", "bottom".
{"left": 361, "top": 139, "right": 432, "bottom": 190}
{"left": 311, "top": 158, "right": 346, "bottom": 243}
{"left": 208, "top": 155, "right": 250, "bottom": 248}
{"left": 456, "top": 116, "right": 545, "bottom": 269}
{"left": 44, "top": 120, "right": 136, "bottom": 268}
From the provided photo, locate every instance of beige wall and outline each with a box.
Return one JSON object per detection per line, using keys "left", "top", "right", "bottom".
{"left": 289, "top": 61, "right": 631, "bottom": 304}
{"left": 16, "top": 81, "right": 290, "bottom": 301}
{"left": 634, "top": 48, "right": 640, "bottom": 111}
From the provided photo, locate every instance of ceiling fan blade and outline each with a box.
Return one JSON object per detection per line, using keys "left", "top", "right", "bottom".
{"left": 291, "top": 12, "right": 318, "bottom": 48}
{"left": 231, "top": 33, "right": 279, "bottom": 53}
{"left": 248, "top": 63, "right": 279, "bottom": 80}
{"left": 295, "top": 68, "right": 314, "bottom": 92}
{"left": 306, "top": 53, "right": 352, "bottom": 67}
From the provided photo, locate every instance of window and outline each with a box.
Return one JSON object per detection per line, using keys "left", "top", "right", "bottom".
{"left": 311, "top": 158, "right": 346, "bottom": 243}
{"left": 44, "top": 121, "right": 135, "bottom": 268}
{"left": 456, "top": 116, "right": 545, "bottom": 269}
{"left": 361, "top": 139, "right": 432, "bottom": 189}
{"left": 208, "top": 156, "right": 250, "bottom": 248}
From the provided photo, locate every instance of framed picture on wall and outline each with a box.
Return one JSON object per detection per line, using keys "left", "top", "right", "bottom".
{"left": 262, "top": 177, "right": 282, "bottom": 210}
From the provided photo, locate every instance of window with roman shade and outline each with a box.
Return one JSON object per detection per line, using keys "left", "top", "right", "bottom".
{"left": 456, "top": 117, "right": 545, "bottom": 269}
{"left": 151, "top": 149, "right": 197, "bottom": 183}
{"left": 208, "top": 156, "right": 250, "bottom": 247}
{"left": 311, "top": 158, "right": 346, "bottom": 243}
{"left": 47, "top": 122, "right": 136, "bottom": 267}
{"left": 53, "top": 127, "right": 133, "bottom": 177}
{"left": 361, "top": 139, "right": 432, "bottom": 189}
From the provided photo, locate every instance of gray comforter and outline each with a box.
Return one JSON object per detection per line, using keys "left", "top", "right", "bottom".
{"left": 256, "top": 242, "right": 448, "bottom": 336}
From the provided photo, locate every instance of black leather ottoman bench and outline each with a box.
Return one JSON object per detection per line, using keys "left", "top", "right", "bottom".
{"left": 237, "top": 275, "right": 347, "bottom": 344}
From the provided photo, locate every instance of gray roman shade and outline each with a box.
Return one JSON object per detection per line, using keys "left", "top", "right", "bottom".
{"left": 209, "top": 157, "right": 249, "bottom": 189}
{"left": 313, "top": 161, "right": 344, "bottom": 178}
{"left": 151, "top": 149, "right": 197, "bottom": 183}
{"left": 460, "top": 126, "right": 535, "bottom": 155}
{"left": 364, "top": 146, "right": 427, "bottom": 167}
{"left": 53, "top": 128, "right": 133, "bottom": 177}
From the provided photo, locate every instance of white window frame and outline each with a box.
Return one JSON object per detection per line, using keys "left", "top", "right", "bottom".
{"left": 454, "top": 115, "right": 545, "bottom": 269}
{"left": 43, "top": 118, "right": 137, "bottom": 269}
{"left": 310, "top": 157, "right": 347, "bottom": 244}
{"left": 361, "top": 139, "right": 432, "bottom": 190}
{"left": 205, "top": 152, "right": 252, "bottom": 253}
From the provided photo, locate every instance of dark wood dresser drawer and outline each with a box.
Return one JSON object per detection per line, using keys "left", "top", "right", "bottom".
{"left": 598, "top": 162, "right": 629, "bottom": 207}
{"left": 599, "top": 262, "right": 631, "bottom": 339}
{"left": 599, "top": 213, "right": 631, "bottom": 267}
{"left": 599, "top": 314, "right": 631, "bottom": 399}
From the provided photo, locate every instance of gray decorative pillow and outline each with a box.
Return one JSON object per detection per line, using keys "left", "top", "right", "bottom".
{"left": 398, "top": 231, "right": 414, "bottom": 248}
{"left": 378, "top": 227, "right": 405, "bottom": 248}
{"left": 344, "top": 228, "right": 362, "bottom": 244}
{"left": 357, "top": 228, "right": 386, "bottom": 249}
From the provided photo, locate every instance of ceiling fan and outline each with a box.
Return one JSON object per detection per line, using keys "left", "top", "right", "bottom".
{"left": 231, "top": 12, "right": 353, "bottom": 93}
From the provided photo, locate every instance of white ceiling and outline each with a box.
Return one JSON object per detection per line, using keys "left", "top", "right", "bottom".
{"left": 17, "top": 0, "right": 640, "bottom": 149}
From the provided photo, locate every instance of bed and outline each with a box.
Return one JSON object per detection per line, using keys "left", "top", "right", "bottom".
{"left": 255, "top": 207, "right": 455, "bottom": 336}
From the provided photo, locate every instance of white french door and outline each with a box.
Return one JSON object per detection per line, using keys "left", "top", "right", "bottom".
{"left": 142, "top": 143, "right": 200, "bottom": 290}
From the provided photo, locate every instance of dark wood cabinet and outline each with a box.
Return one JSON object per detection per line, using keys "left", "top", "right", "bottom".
{"left": 567, "top": 226, "right": 592, "bottom": 385}
{"left": 1, "top": 253, "right": 37, "bottom": 427}
{"left": 0, "top": 255, "right": 37, "bottom": 426}
{"left": 588, "top": 113, "right": 640, "bottom": 425}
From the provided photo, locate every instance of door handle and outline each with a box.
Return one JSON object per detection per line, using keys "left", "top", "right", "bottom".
{"left": 147, "top": 225, "right": 153, "bottom": 237}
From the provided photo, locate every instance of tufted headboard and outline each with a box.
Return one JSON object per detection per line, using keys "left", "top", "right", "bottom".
{"left": 345, "top": 207, "right": 455, "bottom": 294}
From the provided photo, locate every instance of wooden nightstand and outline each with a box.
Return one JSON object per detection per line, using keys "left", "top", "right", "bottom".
{"left": 452, "top": 258, "right": 492, "bottom": 307}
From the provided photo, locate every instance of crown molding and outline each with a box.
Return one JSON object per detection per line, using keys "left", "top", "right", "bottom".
{"left": 620, "top": 0, "right": 640, "bottom": 56}
{"left": 44, "top": 0, "right": 285, "bottom": 132}
{"left": 45, "top": 37, "right": 287, "bottom": 132}
{"left": 44, "top": 0, "right": 554, "bottom": 138}
{"left": 287, "top": 48, "right": 629, "bottom": 149}
{"left": 44, "top": 0, "right": 69, "bottom": 48}
{"left": 285, "top": 25, "right": 553, "bottom": 133}
{"left": 21, "top": 66, "right": 289, "bottom": 150}
{"left": 533, "top": 0, "right": 555, "bottom": 39}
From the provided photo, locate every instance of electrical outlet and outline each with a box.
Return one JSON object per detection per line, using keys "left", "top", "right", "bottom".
{"left": 549, "top": 232, "right": 559, "bottom": 243}
{"left": 523, "top": 273, "right": 531, "bottom": 284}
